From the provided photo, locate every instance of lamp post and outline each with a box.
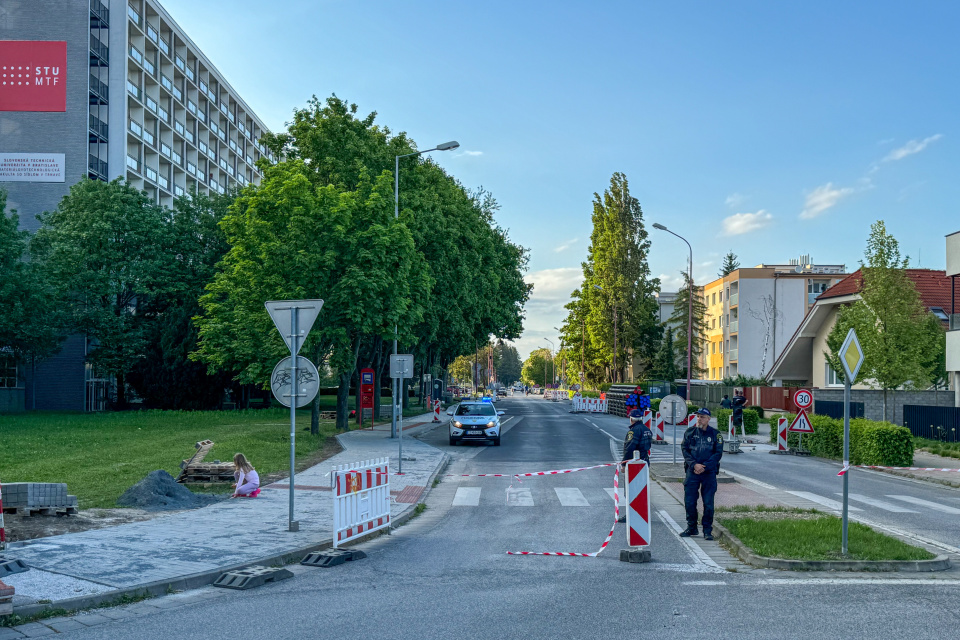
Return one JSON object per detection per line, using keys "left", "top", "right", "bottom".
{"left": 652, "top": 223, "right": 693, "bottom": 402}
{"left": 593, "top": 284, "right": 619, "bottom": 384}
{"left": 392, "top": 140, "right": 459, "bottom": 439}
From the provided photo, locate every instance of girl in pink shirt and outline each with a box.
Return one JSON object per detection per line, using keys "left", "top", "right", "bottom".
{"left": 232, "top": 453, "right": 261, "bottom": 498}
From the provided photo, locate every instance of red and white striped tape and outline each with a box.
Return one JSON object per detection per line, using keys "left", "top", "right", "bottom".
{"left": 858, "top": 465, "right": 960, "bottom": 472}
{"left": 506, "top": 466, "right": 621, "bottom": 557}
{"left": 447, "top": 462, "right": 618, "bottom": 483}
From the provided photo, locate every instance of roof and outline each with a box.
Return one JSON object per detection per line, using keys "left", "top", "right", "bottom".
{"left": 817, "top": 268, "right": 960, "bottom": 311}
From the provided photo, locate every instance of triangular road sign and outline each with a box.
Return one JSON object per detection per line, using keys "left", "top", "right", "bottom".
{"left": 788, "top": 409, "right": 814, "bottom": 433}
{"left": 265, "top": 299, "right": 324, "bottom": 354}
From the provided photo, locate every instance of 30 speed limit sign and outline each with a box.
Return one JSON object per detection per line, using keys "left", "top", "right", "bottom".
{"left": 793, "top": 388, "right": 813, "bottom": 410}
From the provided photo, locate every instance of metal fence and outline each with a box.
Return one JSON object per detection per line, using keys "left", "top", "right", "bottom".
{"left": 903, "top": 405, "right": 960, "bottom": 442}
{"left": 813, "top": 400, "right": 864, "bottom": 421}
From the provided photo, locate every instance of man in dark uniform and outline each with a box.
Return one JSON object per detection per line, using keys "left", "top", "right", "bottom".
{"left": 680, "top": 408, "right": 723, "bottom": 540}
{"left": 731, "top": 389, "right": 747, "bottom": 433}
{"left": 622, "top": 408, "right": 653, "bottom": 464}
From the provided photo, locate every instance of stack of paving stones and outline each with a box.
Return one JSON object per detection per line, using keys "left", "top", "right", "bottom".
{"left": 1, "top": 483, "right": 78, "bottom": 515}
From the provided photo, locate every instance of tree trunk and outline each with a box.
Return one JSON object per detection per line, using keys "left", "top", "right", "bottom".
{"left": 352, "top": 367, "right": 360, "bottom": 423}
{"left": 336, "top": 371, "right": 351, "bottom": 431}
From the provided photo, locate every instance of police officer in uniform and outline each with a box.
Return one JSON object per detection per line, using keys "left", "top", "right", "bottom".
{"left": 731, "top": 389, "right": 747, "bottom": 433}
{"left": 680, "top": 408, "right": 723, "bottom": 540}
{"left": 622, "top": 408, "right": 653, "bottom": 464}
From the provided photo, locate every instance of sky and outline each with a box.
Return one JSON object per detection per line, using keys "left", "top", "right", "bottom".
{"left": 162, "top": 0, "right": 960, "bottom": 360}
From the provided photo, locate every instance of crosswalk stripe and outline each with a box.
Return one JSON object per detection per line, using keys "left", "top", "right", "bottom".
{"left": 886, "top": 495, "right": 960, "bottom": 514}
{"left": 604, "top": 488, "right": 626, "bottom": 502}
{"left": 786, "top": 491, "right": 862, "bottom": 512}
{"left": 837, "top": 493, "right": 918, "bottom": 513}
{"left": 554, "top": 488, "right": 589, "bottom": 506}
{"left": 452, "top": 487, "right": 481, "bottom": 506}
{"left": 506, "top": 487, "right": 535, "bottom": 507}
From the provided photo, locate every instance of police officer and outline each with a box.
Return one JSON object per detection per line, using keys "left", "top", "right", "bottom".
{"left": 680, "top": 408, "right": 723, "bottom": 540}
{"left": 622, "top": 408, "right": 653, "bottom": 464}
{"left": 731, "top": 389, "right": 747, "bottom": 429}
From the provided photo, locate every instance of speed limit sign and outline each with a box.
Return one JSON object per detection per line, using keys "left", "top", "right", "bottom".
{"left": 793, "top": 388, "right": 813, "bottom": 410}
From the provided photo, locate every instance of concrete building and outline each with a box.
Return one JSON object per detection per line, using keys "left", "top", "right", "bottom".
{"left": 699, "top": 255, "right": 847, "bottom": 381}
{"left": 0, "top": 0, "right": 269, "bottom": 410}
{"left": 946, "top": 231, "right": 960, "bottom": 406}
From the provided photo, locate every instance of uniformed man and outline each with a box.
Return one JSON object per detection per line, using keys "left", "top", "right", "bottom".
{"left": 680, "top": 408, "right": 723, "bottom": 540}
{"left": 622, "top": 408, "right": 653, "bottom": 464}
{"left": 731, "top": 389, "right": 747, "bottom": 430}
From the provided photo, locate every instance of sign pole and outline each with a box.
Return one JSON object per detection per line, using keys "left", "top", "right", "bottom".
{"left": 289, "top": 307, "right": 299, "bottom": 532}
{"left": 672, "top": 402, "right": 678, "bottom": 464}
{"left": 842, "top": 376, "right": 850, "bottom": 555}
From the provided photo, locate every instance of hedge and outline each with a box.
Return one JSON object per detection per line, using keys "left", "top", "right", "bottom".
{"left": 782, "top": 414, "right": 914, "bottom": 466}
{"left": 714, "top": 408, "right": 759, "bottom": 435}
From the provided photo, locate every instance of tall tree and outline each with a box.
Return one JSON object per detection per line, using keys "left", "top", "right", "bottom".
{"left": 825, "top": 221, "right": 941, "bottom": 420}
{"left": 521, "top": 348, "right": 553, "bottom": 387}
{"left": 651, "top": 326, "right": 680, "bottom": 383}
{"left": 718, "top": 251, "right": 740, "bottom": 277}
{"left": 580, "top": 173, "right": 660, "bottom": 383}
{"left": 495, "top": 344, "right": 522, "bottom": 386}
{"left": 668, "top": 272, "right": 710, "bottom": 381}
{"left": 31, "top": 179, "right": 173, "bottom": 406}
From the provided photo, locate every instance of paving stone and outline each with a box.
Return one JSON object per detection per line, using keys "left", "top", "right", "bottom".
{"left": 71, "top": 613, "right": 112, "bottom": 627}
{"left": 0, "top": 628, "right": 25, "bottom": 640}
{"left": 10, "top": 623, "right": 54, "bottom": 638}
{"left": 94, "top": 608, "right": 139, "bottom": 620}
{"left": 42, "top": 619, "right": 85, "bottom": 633}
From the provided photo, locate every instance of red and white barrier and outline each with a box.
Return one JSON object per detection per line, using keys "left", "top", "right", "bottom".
{"left": 652, "top": 412, "right": 665, "bottom": 442}
{"left": 728, "top": 415, "right": 735, "bottom": 440}
{"left": 432, "top": 399, "right": 441, "bottom": 423}
{"left": 776, "top": 417, "right": 788, "bottom": 451}
{"left": 626, "top": 458, "right": 650, "bottom": 547}
{"left": 858, "top": 465, "right": 960, "bottom": 472}
{"left": 332, "top": 457, "right": 391, "bottom": 548}
{"left": 642, "top": 410, "right": 652, "bottom": 432}
{"left": 572, "top": 396, "right": 608, "bottom": 413}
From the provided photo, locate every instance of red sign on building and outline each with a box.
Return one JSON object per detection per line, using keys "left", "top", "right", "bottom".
{"left": 0, "top": 41, "right": 67, "bottom": 112}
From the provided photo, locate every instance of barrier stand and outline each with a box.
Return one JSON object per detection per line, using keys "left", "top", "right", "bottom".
{"left": 620, "top": 452, "right": 651, "bottom": 563}
{"left": 723, "top": 416, "right": 742, "bottom": 453}
{"left": 652, "top": 411, "right": 667, "bottom": 445}
{"left": 768, "top": 417, "right": 790, "bottom": 455}
{"left": 332, "top": 458, "right": 391, "bottom": 549}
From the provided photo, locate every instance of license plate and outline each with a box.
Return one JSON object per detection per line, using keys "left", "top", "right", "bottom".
{"left": 467, "top": 430, "right": 483, "bottom": 435}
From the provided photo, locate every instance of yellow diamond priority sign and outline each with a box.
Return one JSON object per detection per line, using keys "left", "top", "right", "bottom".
{"left": 839, "top": 328, "right": 864, "bottom": 381}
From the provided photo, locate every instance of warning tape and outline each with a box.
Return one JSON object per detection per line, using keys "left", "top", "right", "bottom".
{"left": 448, "top": 462, "right": 618, "bottom": 483}
{"left": 506, "top": 466, "right": 621, "bottom": 557}
{"left": 858, "top": 465, "right": 960, "bottom": 472}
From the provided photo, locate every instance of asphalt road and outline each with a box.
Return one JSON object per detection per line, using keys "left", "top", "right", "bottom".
{"left": 63, "top": 396, "right": 960, "bottom": 639}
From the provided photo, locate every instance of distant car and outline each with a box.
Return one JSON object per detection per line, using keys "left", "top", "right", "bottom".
{"left": 446, "top": 401, "right": 505, "bottom": 446}
{"left": 497, "top": 388, "right": 507, "bottom": 397}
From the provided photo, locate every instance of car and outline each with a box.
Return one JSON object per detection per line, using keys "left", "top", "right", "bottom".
{"left": 446, "top": 401, "right": 505, "bottom": 446}
{"left": 497, "top": 388, "right": 507, "bottom": 397}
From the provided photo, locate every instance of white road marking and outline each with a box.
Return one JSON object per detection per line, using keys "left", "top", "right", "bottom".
{"left": 839, "top": 493, "right": 918, "bottom": 513}
{"left": 452, "top": 487, "right": 481, "bottom": 506}
{"left": 604, "top": 488, "right": 626, "bottom": 502}
{"left": 886, "top": 495, "right": 960, "bottom": 515}
{"left": 554, "top": 487, "right": 590, "bottom": 506}
{"left": 684, "top": 581, "right": 728, "bottom": 586}
{"left": 723, "top": 470, "right": 777, "bottom": 490}
{"left": 758, "top": 579, "right": 960, "bottom": 586}
{"left": 657, "top": 508, "right": 724, "bottom": 572}
{"left": 786, "top": 491, "right": 862, "bottom": 512}
{"left": 506, "top": 486, "right": 535, "bottom": 507}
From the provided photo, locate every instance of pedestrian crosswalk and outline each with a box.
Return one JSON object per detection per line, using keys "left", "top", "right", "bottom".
{"left": 452, "top": 485, "right": 621, "bottom": 508}
{"left": 783, "top": 490, "right": 959, "bottom": 515}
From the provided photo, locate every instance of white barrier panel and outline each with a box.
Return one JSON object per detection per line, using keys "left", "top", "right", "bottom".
{"left": 572, "top": 396, "right": 608, "bottom": 413}
{"left": 626, "top": 458, "right": 650, "bottom": 547}
{"left": 332, "top": 457, "right": 391, "bottom": 548}
{"left": 652, "top": 412, "right": 665, "bottom": 441}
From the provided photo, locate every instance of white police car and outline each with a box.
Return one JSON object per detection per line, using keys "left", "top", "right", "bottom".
{"left": 446, "top": 399, "right": 505, "bottom": 446}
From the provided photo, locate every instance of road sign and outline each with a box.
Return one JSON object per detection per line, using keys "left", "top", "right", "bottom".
{"left": 271, "top": 356, "right": 320, "bottom": 408}
{"left": 265, "top": 299, "right": 324, "bottom": 354}
{"left": 390, "top": 354, "right": 414, "bottom": 379}
{"left": 658, "top": 394, "right": 688, "bottom": 425}
{"left": 788, "top": 409, "right": 814, "bottom": 433}
{"left": 839, "top": 328, "right": 864, "bottom": 380}
{"left": 793, "top": 388, "right": 813, "bottom": 410}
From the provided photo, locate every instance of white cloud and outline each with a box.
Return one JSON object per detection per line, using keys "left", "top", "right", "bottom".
{"left": 514, "top": 267, "right": 583, "bottom": 359}
{"left": 725, "top": 193, "right": 746, "bottom": 208}
{"left": 800, "top": 183, "right": 855, "bottom": 220}
{"left": 553, "top": 238, "right": 579, "bottom": 253}
{"left": 883, "top": 134, "right": 942, "bottom": 162}
{"left": 457, "top": 150, "right": 484, "bottom": 157}
{"left": 722, "top": 210, "right": 773, "bottom": 236}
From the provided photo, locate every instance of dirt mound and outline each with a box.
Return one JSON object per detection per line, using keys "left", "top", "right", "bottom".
{"left": 117, "top": 470, "right": 220, "bottom": 511}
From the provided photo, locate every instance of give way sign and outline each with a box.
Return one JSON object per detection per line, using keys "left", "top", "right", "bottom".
{"left": 788, "top": 409, "right": 814, "bottom": 433}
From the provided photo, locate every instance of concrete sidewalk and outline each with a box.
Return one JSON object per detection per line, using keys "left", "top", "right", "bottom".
{"left": 3, "top": 411, "right": 448, "bottom": 615}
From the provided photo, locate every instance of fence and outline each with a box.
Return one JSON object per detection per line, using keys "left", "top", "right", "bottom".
{"left": 332, "top": 457, "right": 391, "bottom": 548}
{"left": 903, "top": 405, "right": 960, "bottom": 442}
{"left": 812, "top": 400, "right": 864, "bottom": 421}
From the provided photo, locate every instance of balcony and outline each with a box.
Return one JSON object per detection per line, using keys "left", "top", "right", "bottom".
{"left": 89, "top": 36, "right": 109, "bottom": 65}
{"left": 88, "top": 114, "right": 108, "bottom": 141}
{"left": 88, "top": 155, "right": 108, "bottom": 179}
{"left": 729, "top": 292, "right": 739, "bottom": 307}
{"left": 126, "top": 81, "right": 140, "bottom": 100}
{"left": 89, "top": 74, "right": 109, "bottom": 103}
{"left": 729, "top": 320, "right": 738, "bottom": 333}
{"left": 728, "top": 349, "right": 738, "bottom": 362}
{"left": 90, "top": 0, "right": 109, "bottom": 26}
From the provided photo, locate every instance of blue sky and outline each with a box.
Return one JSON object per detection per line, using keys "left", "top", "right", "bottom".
{"left": 163, "top": 0, "right": 960, "bottom": 359}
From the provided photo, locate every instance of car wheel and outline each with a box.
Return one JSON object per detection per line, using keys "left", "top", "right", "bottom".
{"left": 493, "top": 436, "right": 501, "bottom": 446}
{"left": 449, "top": 436, "right": 457, "bottom": 446}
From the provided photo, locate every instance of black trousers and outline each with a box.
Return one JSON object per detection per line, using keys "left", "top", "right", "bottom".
{"left": 683, "top": 470, "right": 717, "bottom": 533}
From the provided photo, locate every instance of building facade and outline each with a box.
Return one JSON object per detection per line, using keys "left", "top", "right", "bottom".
{"left": 1, "top": 0, "right": 269, "bottom": 410}
{"left": 945, "top": 231, "right": 960, "bottom": 406}
{"left": 699, "top": 256, "right": 847, "bottom": 381}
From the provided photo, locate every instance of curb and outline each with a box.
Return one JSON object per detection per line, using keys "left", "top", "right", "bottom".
{"left": 9, "top": 452, "right": 451, "bottom": 620}
{"left": 714, "top": 522, "right": 953, "bottom": 572}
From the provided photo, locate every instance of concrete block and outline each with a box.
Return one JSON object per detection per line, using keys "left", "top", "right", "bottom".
{"left": 213, "top": 565, "right": 293, "bottom": 590}
{"left": 619, "top": 548, "right": 652, "bottom": 563}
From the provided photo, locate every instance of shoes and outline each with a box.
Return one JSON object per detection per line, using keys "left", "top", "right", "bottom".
{"left": 679, "top": 528, "right": 699, "bottom": 537}
{"left": 703, "top": 533, "right": 714, "bottom": 541}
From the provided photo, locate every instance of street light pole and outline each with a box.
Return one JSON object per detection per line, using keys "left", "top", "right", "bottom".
{"left": 653, "top": 223, "right": 694, "bottom": 402}
{"left": 392, "top": 140, "right": 459, "bottom": 439}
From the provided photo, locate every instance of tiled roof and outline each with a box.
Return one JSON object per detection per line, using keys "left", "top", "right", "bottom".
{"left": 817, "top": 268, "right": 960, "bottom": 312}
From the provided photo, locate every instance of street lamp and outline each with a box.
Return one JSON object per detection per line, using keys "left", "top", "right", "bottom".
{"left": 543, "top": 338, "right": 554, "bottom": 392}
{"left": 392, "top": 140, "right": 460, "bottom": 439}
{"left": 593, "top": 284, "right": 619, "bottom": 384}
{"left": 652, "top": 222, "right": 693, "bottom": 402}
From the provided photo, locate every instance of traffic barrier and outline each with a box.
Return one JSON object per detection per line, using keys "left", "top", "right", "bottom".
{"left": 572, "top": 396, "right": 608, "bottom": 413}
{"left": 777, "top": 417, "right": 788, "bottom": 451}
{"left": 432, "top": 399, "right": 441, "bottom": 423}
{"left": 332, "top": 457, "right": 391, "bottom": 548}
{"left": 625, "top": 458, "right": 650, "bottom": 547}
{"left": 642, "top": 410, "right": 652, "bottom": 433}
{"left": 652, "top": 412, "right": 665, "bottom": 442}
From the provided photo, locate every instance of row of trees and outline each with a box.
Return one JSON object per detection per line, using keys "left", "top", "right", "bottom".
{"left": 1, "top": 96, "right": 531, "bottom": 427}
{"left": 448, "top": 342, "right": 522, "bottom": 389}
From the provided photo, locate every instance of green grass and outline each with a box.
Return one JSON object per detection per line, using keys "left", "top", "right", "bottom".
{"left": 913, "top": 437, "right": 960, "bottom": 460}
{"left": 719, "top": 512, "right": 936, "bottom": 562}
{"left": 0, "top": 409, "right": 341, "bottom": 509}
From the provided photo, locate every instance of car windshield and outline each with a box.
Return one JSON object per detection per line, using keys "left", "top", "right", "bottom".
{"left": 455, "top": 404, "right": 496, "bottom": 417}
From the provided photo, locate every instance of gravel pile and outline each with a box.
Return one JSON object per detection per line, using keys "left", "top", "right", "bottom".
{"left": 117, "top": 470, "right": 220, "bottom": 511}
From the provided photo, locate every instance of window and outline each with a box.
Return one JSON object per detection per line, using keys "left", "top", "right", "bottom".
{"left": 146, "top": 25, "right": 158, "bottom": 43}
{"left": 719, "top": 290, "right": 723, "bottom": 302}
{"left": 129, "top": 119, "right": 142, "bottom": 136}
{"left": 712, "top": 293, "right": 716, "bottom": 305}
{"left": 175, "top": 56, "right": 185, "bottom": 71}
{"left": 825, "top": 362, "right": 842, "bottom": 387}
{"left": 143, "top": 58, "right": 155, "bottom": 76}
{"left": 160, "top": 143, "right": 171, "bottom": 158}
{"left": 145, "top": 96, "right": 157, "bottom": 113}
{"left": 210, "top": 121, "right": 218, "bottom": 135}
{"left": 197, "top": 109, "right": 205, "bottom": 123}
{"left": 174, "top": 120, "right": 185, "bottom": 136}
{"left": 0, "top": 354, "right": 19, "bottom": 388}
{"left": 185, "top": 129, "right": 194, "bottom": 144}
{"left": 142, "top": 129, "right": 154, "bottom": 146}
{"left": 174, "top": 185, "right": 184, "bottom": 197}
{"left": 129, "top": 46, "right": 143, "bottom": 65}
{"left": 931, "top": 307, "right": 949, "bottom": 322}
{"left": 172, "top": 150, "right": 182, "bottom": 165}
{"left": 185, "top": 66, "right": 194, "bottom": 82}
{"left": 199, "top": 80, "right": 208, "bottom": 94}
{"left": 145, "top": 166, "right": 157, "bottom": 182}
{"left": 198, "top": 140, "right": 207, "bottom": 155}
{"left": 173, "top": 85, "right": 182, "bottom": 102}
{"left": 219, "top": 158, "right": 228, "bottom": 171}
{"left": 159, "top": 38, "right": 169, "bottom": 56}
{"left": 158, "top": 175, "right": 169, "bottom": 190}
{"left": 187, "top": 100, "right": 197, "bottom": 115}
{"left": 126, "top": 80, "right": 140, "bottom": 99}
{"left": 221, "top": 101, "right": 229, "bottom": 115}
{"left": 126, "top": 155, "right": 140, "bottom": 172}
{"left": 157, "top": 106, "right": 168, "bottom": 122}
{"left": 161, "top": 75, "right": 172, "bottom": 91}
{"left": 187, "top": 161, "right": 196, "bottom": 176}
{"left": 128, "top": 5, "right": 141, "bottom": 25}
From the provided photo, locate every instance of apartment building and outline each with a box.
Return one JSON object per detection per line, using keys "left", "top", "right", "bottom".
{"left": 699, "top": 255, "right": 847, "bottom": 381}
{"left": 946, "top": 231, "right": 960, "bottom": 406}
{"left": 0, "top": 0, "right": 270, "bottom": 409}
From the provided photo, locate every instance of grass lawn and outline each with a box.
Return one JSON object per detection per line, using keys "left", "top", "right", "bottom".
{"left": 0, "top": 409, "right": 343, "bottom": 509}
{"left": 718, "top": 508, "right": 935, "bottom": 562}
{"left": 913, "top": 437, "right": 960, "bottom": 460}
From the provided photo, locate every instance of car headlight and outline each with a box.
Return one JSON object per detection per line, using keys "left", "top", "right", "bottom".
{"left": 453, "top": 421, "right": 462, "bottom": 428}
{"left": 486, "top": 421, "right": 496, "bottom": 428}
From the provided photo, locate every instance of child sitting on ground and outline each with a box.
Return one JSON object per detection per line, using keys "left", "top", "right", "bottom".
{"left": 232, "top": 453, "right": 261, "bottom": 498}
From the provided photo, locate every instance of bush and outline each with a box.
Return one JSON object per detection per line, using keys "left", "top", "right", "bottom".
{"left": 713, "top": 408, "right": 759, "bottom": 435}
{"left": 783, "top": 414, "right": 913, "bottom": 466}
{"left": 651, "top": 397, "right": 661, "bottom": 412}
